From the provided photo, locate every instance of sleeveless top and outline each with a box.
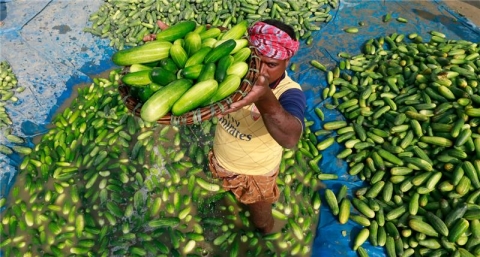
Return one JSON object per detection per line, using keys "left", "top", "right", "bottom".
{"left": 212, "top": 74, "right": 303, "bottom": 175}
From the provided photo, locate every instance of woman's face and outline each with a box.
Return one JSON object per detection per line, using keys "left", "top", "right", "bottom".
{"left": 258, "top": 54, "right": 289, "bottom": 83}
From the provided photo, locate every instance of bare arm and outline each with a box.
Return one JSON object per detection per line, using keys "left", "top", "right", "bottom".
{"left": 255, "top": 89, "right": 303, "bottom": 148}
{"left": 222, "top": 75, "right": 302, "bottom": 148}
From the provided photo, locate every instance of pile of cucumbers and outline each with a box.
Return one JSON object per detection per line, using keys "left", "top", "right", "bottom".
{"left": 85, "top": 0, "right": 336, "bottom": 49}
{"left": 0, "top": 61, "right": 32, "bottom": 156}
{"left": 0, "top": 67, "right": 324, "bottom": 256}
{"left": 113, "top": 20, "right": 253, "bottom": 122}
{"left": 315, "top": 31, "right": 480, "bottom": 256}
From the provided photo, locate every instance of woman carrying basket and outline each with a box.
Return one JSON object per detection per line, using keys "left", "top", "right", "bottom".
{"left": 208, "top": 19, "right": 306, "bottom": 234}
{"left": 146, "top": 19, "right": 306, "bottom": 234}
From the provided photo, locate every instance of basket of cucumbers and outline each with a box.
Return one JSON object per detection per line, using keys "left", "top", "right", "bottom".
{"left": 116, "top": 20, "right": 261, "bottom": 125}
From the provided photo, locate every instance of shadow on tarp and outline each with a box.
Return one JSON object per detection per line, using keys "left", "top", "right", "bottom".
{"left": 286, "top": 0, "right": 480, "bottom": 256}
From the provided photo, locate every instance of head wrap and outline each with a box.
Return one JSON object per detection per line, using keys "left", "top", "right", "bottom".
{"left": 248, "top": 21, "right": 300, "bottom": 60}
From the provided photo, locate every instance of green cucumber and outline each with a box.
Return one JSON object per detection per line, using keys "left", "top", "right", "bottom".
{"left": 184, "top": 32, "right": 202, "bottom": 57}
{"left": 226, "top": 61, "right": 249, "bottom": 78}
{"left": 218, "top": 20, "right": 248, "bottom": 40}
{"left": 215, "top": 55, "right": 234, "bottom": 82}
{"left": 204, "top": 74, "right": 242, "bottom": 105}
{"left": 112, "top": 41, "right": 172, "bottom": 66}
{"left": 448, "top": 218, "right": 469, "bottom": 243}
{"left": 199, "top": 27, "right": 222, "bottom": 40}
{"left": 129, "top": 64, "right": 153, "bottom": 72}
{"left": 181, "top": 64, "right": 204, "bottom": 80}
{"left": 149, "top": 67, "right": 177, "bottom": 86}
{"left": 121, "top": 70, "right": 152, "bottom": 86}
{"left": 140, "top": 79, "right": 193, "bottom": 122}
{"left": 148, "top": 217, "right": 181, "bottom": 228}
{"left": 159, "top": 58, "right": 179, "bottom": 73}
{"left": 204, "top": 39, "right": 236, "bottom": 64}
{"left": 171, "top": 79, "right": 219, "bottom": 116}
{"left": 197, "top": 63, "right": 216, "bottom": 82}
{"left": 409, "top": 218, "right": 439, "bottom": 237}
{"left": 184, "top": 47, "right": 212, "bottom": 67}
{"left": 170, "top": 43, "right": 188, "bottom": 69}
{"left": 230, "top": 39, "right": 249, "bottom": 54}
{"left": 232, "top": 47, "right": 252, "bottom": 64}
{"left": 155, "top": 20, "right": 197, "bottom": 42}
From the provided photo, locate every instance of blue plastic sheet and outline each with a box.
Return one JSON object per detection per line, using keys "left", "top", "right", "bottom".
{"left": 1, "top": 0, "right": 480, "bottom": 256}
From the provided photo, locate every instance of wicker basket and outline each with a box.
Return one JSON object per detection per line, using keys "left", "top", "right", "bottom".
{"left": 118, "top": 46, "right": 262, "bottom": 125}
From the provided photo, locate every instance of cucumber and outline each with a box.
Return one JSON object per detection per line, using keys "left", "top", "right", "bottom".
{"left": 159, "top": 58, "right": 179, "bottom": 73}
{"left": 184, "top": 47, "right": 212, "bottom": 67}
{"left": 184, "top": 32, "right": 202, "bottom": 57}
{"left": 466, "top": 107, "right": 480, "bottom": 117}
{"left": 155, "top": 20, "right": 197, "bottom": 42}
{"left": 231, "top": 39, "right": 249, "bottom": 54}
{"left": 425, "top": 212, "right": 449, "bottom": 237}
{"left": 353, "top": 228, "right": 370, "bottom": 250}
{"left": 448, "top": 218, "right": 469, "bottom": 242}
{"left": 324, "top": 189, "right": 339, "bottom": 215}
{"left": 193, "top": 24, "right": 206, "bottom": 34}
{"left": 112, "top": 41, "right": 172, "bottom": 66}
{"left": 324, "top": 121, "right": 348, "bottom": 130}
{"left": 129, "top": 64, "right": 153, "bottom": 72}
{"left": 226, "top": 61, "right": 249, "bottom": 78}
{"left": 199, "top": 27, "right": 222, "bottom": 40}
{"left": 140, "top": 79, "right": 193, "bottom": 122}
{"left": 137, "top": 84, "right": 159, "bottom": 103}
{"left": 170, "top": 44, "right": 188, "bottom": 69}
{"left": 215, "top": 55, "right": 234, "bottom": 82}
{"left": 420, "top": 136, "right": 453, "bottom": 147}
{"left": 181, "top": 64, "right": 204, "bottom": 80}
{"left": 233, "top": 47, "right": 252, "bottom": 64}
{"left": 204, "top": 74, "right": 242, "bottom": 105}
{"left": 202, "top": 37, "right": 217, "bottom": 48}
{"left": 409, "top": 218, "right": 439, "bottom": 237}
{"left": 171, "top": 79, "right": 219, "bottom": 116}
{"left": 148, "top": 217, "right": 181, "bottom": 228}
{"left": 121, "top": 70, "right": 152, "bottom": 86}
{"left": 197, "top": 63, "right": 216, "bottom": 82}
{"left": 215, "top": 39, "right": 248, "bottom": 54}
{"left": 219, "top": 20, "right": 248, "bottom": 40}
{"left": 149, "top": 67, "right": 177, "bottom": 86}
{"left": 204, "top": 39, "right": 237, "bottom": 64}
{"left": 338, "top": 198, "right": 351, "bottom": 224}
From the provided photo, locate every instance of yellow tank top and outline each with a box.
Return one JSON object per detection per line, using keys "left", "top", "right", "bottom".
{"left": 212, "top": 74, "right": 302, "bottom": 175}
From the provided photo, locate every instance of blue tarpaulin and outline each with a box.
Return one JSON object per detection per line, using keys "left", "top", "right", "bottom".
{"left": 1, "top": 0, "right": 480, "bottom": 256}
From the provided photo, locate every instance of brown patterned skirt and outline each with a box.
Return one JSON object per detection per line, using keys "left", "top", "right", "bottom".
{"left": 208, "top": 150, "right": 280, "bottom": 205}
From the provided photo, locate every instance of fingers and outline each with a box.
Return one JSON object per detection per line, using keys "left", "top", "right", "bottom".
{"left": 222, "top": 103, "right": 243, "bottom": 114}
{"left": 143, "top": 34, "right": 156, "bottom": 42}
{"left": 221, "top": 98, "right": 248, "bottom": 115}
{"left": 255, "top": 74, "right": 270, "bottom": 87}
{"left": 157, "top": 20, "right": 169, "bottom": 30}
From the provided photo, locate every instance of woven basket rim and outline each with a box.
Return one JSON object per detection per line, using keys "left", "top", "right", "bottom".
{"left": 118, "top": 45, "right": 262, "bottom": 125}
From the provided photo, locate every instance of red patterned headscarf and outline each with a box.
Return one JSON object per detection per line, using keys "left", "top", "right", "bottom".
{"left": 248, "top": 21, "right": 300, "bottom": 60}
